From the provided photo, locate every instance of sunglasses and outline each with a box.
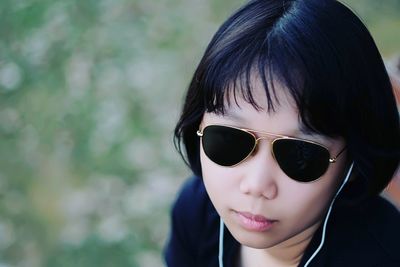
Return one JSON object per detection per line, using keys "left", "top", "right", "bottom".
{"left": 197, "top": 125, "right": 346, "bottom": 182}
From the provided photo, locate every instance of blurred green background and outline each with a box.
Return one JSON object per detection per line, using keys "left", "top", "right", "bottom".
{"left": 0, "top": 0, "right": 399, "bottom": 266}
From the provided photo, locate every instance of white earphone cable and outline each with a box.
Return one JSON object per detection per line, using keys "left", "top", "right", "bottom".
{"left": 218, "top": 218, "right": 225, "bottom": 267}
{"left": 303, "top": 162, "right": 354, "bottom": 267}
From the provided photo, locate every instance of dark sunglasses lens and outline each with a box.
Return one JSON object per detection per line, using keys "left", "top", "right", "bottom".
{"left": 202, "top": 126, "right": 255, "bottom": 166}
{"left": 273, "top": 139, "right": 330, "bottom": 182}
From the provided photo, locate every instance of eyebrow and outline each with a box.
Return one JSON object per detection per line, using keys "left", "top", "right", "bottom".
{"left": 221, "top": 109, "right": 246, "bottom": 122}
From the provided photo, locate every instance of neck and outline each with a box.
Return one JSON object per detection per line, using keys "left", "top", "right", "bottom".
{"left": 239, "top": 221, "right": 321, "bottom": 267}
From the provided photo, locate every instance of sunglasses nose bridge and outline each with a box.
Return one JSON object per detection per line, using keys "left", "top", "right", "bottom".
{"left": 255, "top": 135, "right": 275, "bottom": 144}
{"left": 253, "top": 136, "right": 276, "bottom": 156}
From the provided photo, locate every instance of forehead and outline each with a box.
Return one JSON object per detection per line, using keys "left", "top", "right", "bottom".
{"left": 203, "top": 78, "right": 304, "bottom": 136}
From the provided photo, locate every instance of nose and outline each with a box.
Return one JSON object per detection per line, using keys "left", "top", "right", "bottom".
{"left": 239, "top": 139, "right": 278, "bottom": 200}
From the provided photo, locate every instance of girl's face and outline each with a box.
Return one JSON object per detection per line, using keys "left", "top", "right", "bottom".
{"left": 199, "top": 83, "right": 347, "bottom": 249}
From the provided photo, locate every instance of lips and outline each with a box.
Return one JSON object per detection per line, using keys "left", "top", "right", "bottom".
{"left": 236, "top": 211, "right": 277, "bottom": 232}
{"left": 239, "top": 212, "right": 273, "bottom": 222}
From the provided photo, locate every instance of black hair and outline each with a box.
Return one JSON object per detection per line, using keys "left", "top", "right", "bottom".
{"left": 174, "top": 0, "right": 400, "bottom": 201}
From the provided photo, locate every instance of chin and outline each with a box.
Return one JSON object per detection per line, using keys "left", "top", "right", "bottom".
{"left": 227, "top": 224, "right": 284, "bottom": 249}
{"left": 238, "top": 234, "right": 281, "bottom": 249}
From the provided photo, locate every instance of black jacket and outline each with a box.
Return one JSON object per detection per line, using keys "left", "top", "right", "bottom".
{"left": 164, "top": 176, "right": 400, "bottom": 267}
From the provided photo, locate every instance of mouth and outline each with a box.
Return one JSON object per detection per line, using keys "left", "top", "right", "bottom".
{"left": 235, "top": 211, "right": 277, "bottom": 232}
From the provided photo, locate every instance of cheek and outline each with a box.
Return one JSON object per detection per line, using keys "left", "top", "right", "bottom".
{"left": 200, "top": 150, "right": 239, "bottom": 209}
{"left": 282, "top": 183, "right": 333, "bottom": 220}
{"left": 280, "top": 161, "right": 346, "bottom": 225}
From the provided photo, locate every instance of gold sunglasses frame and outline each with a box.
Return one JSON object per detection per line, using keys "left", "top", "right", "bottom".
{"left": 196, "top": 124, "right": 346, "bottom": 169}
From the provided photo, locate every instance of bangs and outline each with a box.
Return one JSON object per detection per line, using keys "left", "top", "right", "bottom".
{"left": 197, "top": 0, "right": 351, "bottom": 138}
{"left": 200, "top": 27, "right": 305, "bottom": 121}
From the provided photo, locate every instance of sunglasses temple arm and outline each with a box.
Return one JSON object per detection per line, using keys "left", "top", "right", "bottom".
{"left": 330, "top": 146, "right": 346, "bottom": 163}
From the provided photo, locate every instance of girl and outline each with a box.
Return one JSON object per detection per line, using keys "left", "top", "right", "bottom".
{"left": 164, "top": 0, "right": 400, "bottom": 266}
